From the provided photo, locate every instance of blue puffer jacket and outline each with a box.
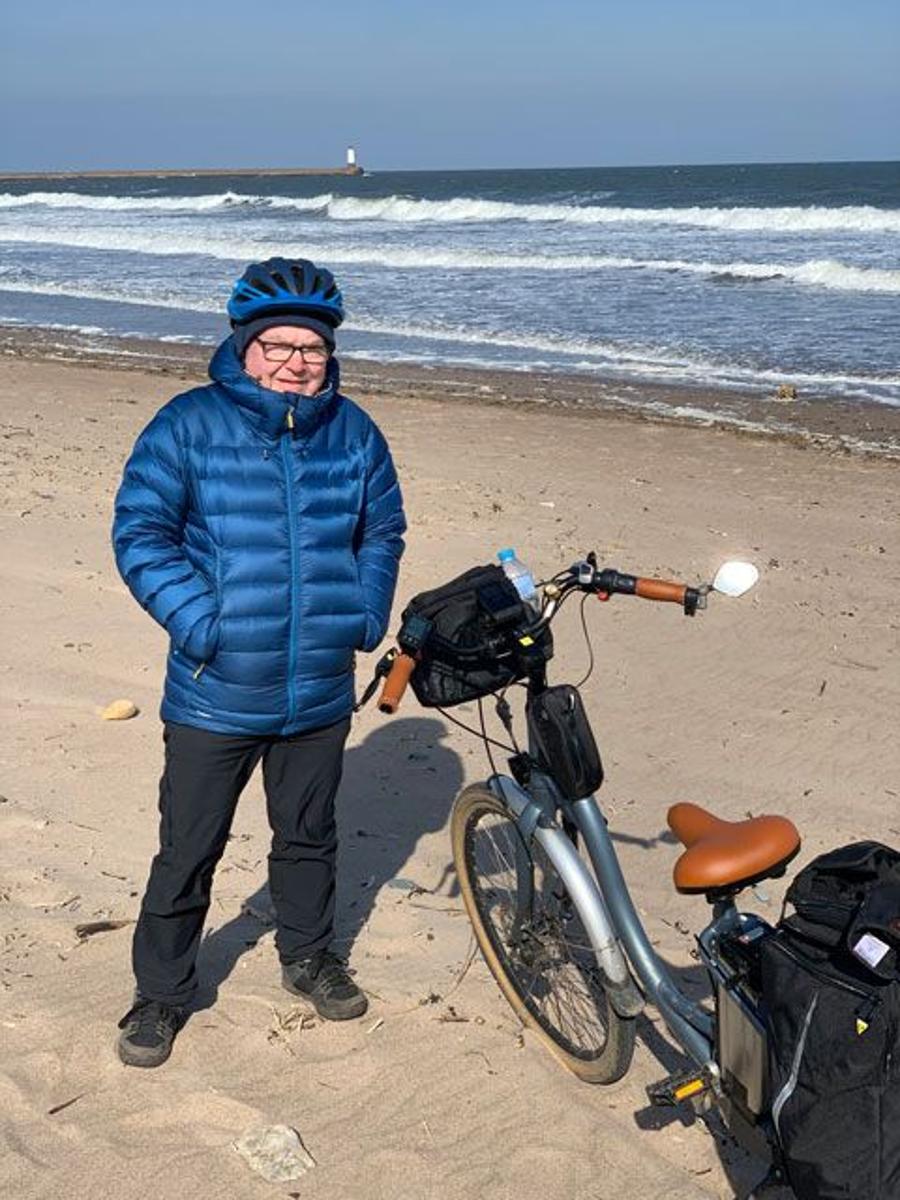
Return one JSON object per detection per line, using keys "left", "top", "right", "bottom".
{"left": 113, "top": 337, "right": 406, "bottom": 736}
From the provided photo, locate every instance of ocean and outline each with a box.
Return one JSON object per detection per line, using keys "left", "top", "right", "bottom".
{"left": 0, "top": 161, "right": 898, "bottom": 406}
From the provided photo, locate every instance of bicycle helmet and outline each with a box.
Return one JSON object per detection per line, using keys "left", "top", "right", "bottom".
{"left": 228, "top": 257, "right": 345, "bottom": 355}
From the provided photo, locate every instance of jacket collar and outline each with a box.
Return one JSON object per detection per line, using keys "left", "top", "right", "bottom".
{"left": 208, "top": 335, "right": 340, "bottom": 440}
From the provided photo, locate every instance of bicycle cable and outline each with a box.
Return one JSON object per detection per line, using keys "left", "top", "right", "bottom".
{"left": 573, "top": 592, "right": 596, "bottom": 688}
{"left": 435, "top": 702, "right": 515, "bottom": 756}
{"left": 478, "top": 697, "right": 499, "bottom": 778}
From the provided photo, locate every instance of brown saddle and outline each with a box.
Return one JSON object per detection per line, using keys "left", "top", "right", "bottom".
{"left": 667, "top": 802, "right": 801, "bottom": 895}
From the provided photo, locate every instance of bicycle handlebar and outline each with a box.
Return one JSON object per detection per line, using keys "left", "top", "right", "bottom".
{"left": 574, "top": 567, "right": 702, "bottom": 615}
{"left": 635, "top": 577, "right": 689, "bottom": 604}
{"left": 367, "top": 557, "right": 705, "bottom": 717}
{"left": 377, "top": 652, "right": 417, "bottom": 713}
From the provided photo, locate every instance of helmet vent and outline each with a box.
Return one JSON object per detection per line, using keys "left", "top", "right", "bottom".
{"left": 227, "top": 257, "right": 345, "bottom": 328}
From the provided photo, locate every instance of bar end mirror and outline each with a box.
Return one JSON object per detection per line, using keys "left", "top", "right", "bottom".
{"left": 712, "top": 560, "right": 759, "bottom": 598}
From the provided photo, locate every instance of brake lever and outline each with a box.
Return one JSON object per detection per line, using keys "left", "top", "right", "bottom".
{"left": 354, "top": 648, "right": 398, "bottom": 712}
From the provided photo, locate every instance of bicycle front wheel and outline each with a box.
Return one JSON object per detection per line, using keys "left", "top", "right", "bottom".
{"left": 451, "top": 784, "right": 635, "bottom": 1084}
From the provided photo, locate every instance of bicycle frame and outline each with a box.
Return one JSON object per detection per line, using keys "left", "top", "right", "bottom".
{"left": 487, "top": 768, "right": 741, "bottom": 1078}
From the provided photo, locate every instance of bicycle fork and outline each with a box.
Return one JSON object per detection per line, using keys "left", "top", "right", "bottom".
{"left": 488, "top": 775, "right": 644, "bottom": 1020}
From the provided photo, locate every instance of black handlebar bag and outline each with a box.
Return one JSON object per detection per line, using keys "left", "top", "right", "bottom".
{"left": 398, "top": 564, "right": 553, "bottom": 708}
{"left": 760, "top": 841, "right": 900, "bottom": 1199}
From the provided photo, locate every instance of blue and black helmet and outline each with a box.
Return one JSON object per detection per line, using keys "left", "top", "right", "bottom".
{"left": 227, "top": 257, "right": 344, "bottom": 352}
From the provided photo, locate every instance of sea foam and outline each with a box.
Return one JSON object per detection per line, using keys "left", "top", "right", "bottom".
{"left": 2, "top": 189, "right": 899, "bottom": 234}
{"left": 2, "top": 284, "right": 898, "bottom": 403}
{"left": 326, "top": 194, "right": 900, "bottom": 234}
{"left": 1, "top": 226, "right": 897, "bottom": 293}
{"left": 0, "top": 190, "right": 332, "bottom": 213}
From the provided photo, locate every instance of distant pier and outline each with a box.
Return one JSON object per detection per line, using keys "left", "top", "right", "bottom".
{"left": 0, "top": 165, "right": 364, "bottom": 181}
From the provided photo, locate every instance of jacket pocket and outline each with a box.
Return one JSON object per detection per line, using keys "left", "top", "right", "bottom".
{"left": 213, "top": 549, "right": 225, "bottom": 653}
{"left": 351, "top": 561, "right": 370, "bottom": 649}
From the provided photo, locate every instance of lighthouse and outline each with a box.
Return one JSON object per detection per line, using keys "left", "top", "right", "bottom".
{"left": 344, "top": 145, "right": 362, "bottom": 176}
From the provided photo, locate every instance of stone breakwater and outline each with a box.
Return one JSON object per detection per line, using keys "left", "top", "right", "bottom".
{"left": 0, "top": 165, "right": 364, "bottom": 180}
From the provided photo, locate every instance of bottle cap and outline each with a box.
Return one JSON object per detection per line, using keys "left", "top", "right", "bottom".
{"left": 497, "top": 548, "right": 515, "bottom": 561}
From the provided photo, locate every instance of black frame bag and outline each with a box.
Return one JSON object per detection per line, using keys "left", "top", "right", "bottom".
{"left": 399, "top": 564, "right": 553, "bottom": 709}
{"left": 526, "top": 684, "right": 604, "bottom": 799}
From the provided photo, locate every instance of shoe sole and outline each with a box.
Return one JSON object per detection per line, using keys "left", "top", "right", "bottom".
{"left": 116, "top": 1032, "right": 175, "bottom": 1068}
{"left": 281, "top": 973, "right": 368, "bottom": 1021}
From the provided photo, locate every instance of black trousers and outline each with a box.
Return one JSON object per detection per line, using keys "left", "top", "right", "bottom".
{"left": 132, "top": 717, "right": 351, "bottom": 1006}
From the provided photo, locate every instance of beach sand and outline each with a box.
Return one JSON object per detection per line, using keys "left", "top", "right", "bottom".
{"left": 1, "top": 347, "right": 898, "bottom": 1199}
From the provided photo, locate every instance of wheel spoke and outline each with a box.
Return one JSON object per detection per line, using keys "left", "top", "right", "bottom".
{"left": 465, "top": 808, "right": 610, "bottom": 1059}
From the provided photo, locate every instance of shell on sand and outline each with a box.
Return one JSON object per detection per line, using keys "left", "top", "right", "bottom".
{"left": 99, "top": 698, "right": 139, "bottom": 721}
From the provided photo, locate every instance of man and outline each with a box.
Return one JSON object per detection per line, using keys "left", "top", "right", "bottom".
{"left": 112, "top": 258, "right": 406, "bottom": 1068}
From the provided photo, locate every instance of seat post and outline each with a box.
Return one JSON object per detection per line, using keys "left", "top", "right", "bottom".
{"left": 710, "top": 895, "right": 739, "bottom": 921}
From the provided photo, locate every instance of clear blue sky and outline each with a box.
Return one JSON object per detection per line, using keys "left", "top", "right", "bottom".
{"left": 3, "top": 0, "right": 898, "bottom": 170}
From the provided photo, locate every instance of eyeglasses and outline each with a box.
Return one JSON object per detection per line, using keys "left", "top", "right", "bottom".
{"left": 257, "top": 340, "right": 330, "bottom": 364}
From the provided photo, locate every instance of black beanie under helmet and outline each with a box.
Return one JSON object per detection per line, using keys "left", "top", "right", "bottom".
{"left": 232, "top": 313, "right": 336, "bottom": 358}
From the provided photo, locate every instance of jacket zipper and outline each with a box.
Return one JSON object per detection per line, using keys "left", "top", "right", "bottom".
{"left": 281, "top": 418, "right": 299, "bottom": 725}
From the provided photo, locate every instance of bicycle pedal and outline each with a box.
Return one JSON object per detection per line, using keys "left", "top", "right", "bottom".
{"left": 646, "top": 1068, "right": 712, "bottom": 1108}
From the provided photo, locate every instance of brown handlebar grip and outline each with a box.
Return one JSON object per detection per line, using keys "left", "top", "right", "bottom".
{"left": 378, "top": 653, "right": 417, "bottom": 714}
{"left": 635, "top": 577, "right": 688, "bottom": 604}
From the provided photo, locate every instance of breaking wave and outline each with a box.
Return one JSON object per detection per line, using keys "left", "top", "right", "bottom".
{"left": 0, "top": 190, "right": 331, "bottom": 213}
{"left": 2, "top": 189, "right": 899, "bottom": 234}
{"left": 1, "top": 226, "right": 897, "bottom": 293}
{"left": 324, "top": 194, "right": 900, "bottom": 234}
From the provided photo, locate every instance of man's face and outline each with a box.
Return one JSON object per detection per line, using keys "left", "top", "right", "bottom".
{"left": 242, "top": 324, "right": 331, "bottom": 396}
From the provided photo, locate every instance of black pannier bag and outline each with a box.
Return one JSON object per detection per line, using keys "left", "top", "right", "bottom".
{"left": 398, "top": 564, "right": 553, "bottom": 709}
{"left": 526, "top": 684, "right": 603, "bottom": 799}
{"left": 759, "top": 841, "right": 900, "bottom": 1199}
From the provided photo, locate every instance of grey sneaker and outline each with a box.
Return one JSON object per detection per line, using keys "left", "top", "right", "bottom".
{"left": 116, "top": 998, "right": 186, "bottom": 1068}
{"left": 282, "top": 950, "right": 368, "bottom": 1020}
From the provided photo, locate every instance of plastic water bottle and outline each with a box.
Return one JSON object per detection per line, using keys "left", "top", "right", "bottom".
{"left": 498, "top": 547, "right": 540, "bottom": 613}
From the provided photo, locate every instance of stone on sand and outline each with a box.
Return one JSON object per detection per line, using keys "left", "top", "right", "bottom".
{"left": 99, "top": 698, "right": 139, "bottom": 721}
{"left": 233, "top": 1124, "right": 316, "bottom": 1183}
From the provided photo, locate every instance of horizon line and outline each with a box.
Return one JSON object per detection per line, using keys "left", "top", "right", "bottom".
{"left": 1, "top": 156, "right": 898, "bottom": 178}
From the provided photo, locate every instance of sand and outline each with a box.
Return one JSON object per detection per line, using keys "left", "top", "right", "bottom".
{"left": 1, "top": 349, "right": 898, "bottom": 1200}
{"left": 3, "top": 325, "right": 900, "bottom": 459}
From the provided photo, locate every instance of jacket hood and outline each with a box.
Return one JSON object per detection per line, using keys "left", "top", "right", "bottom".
{"left": 208, "top": 335, "right": 340, "bottom": 440}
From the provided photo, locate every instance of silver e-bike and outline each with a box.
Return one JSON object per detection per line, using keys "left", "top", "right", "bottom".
{"left": 375, "top": 554, "right": 799, "bottom": 1191}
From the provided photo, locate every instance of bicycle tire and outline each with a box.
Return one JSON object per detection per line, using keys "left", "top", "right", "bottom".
{"left": 451, "top": 783, "right": 636, "bottom": 1084}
